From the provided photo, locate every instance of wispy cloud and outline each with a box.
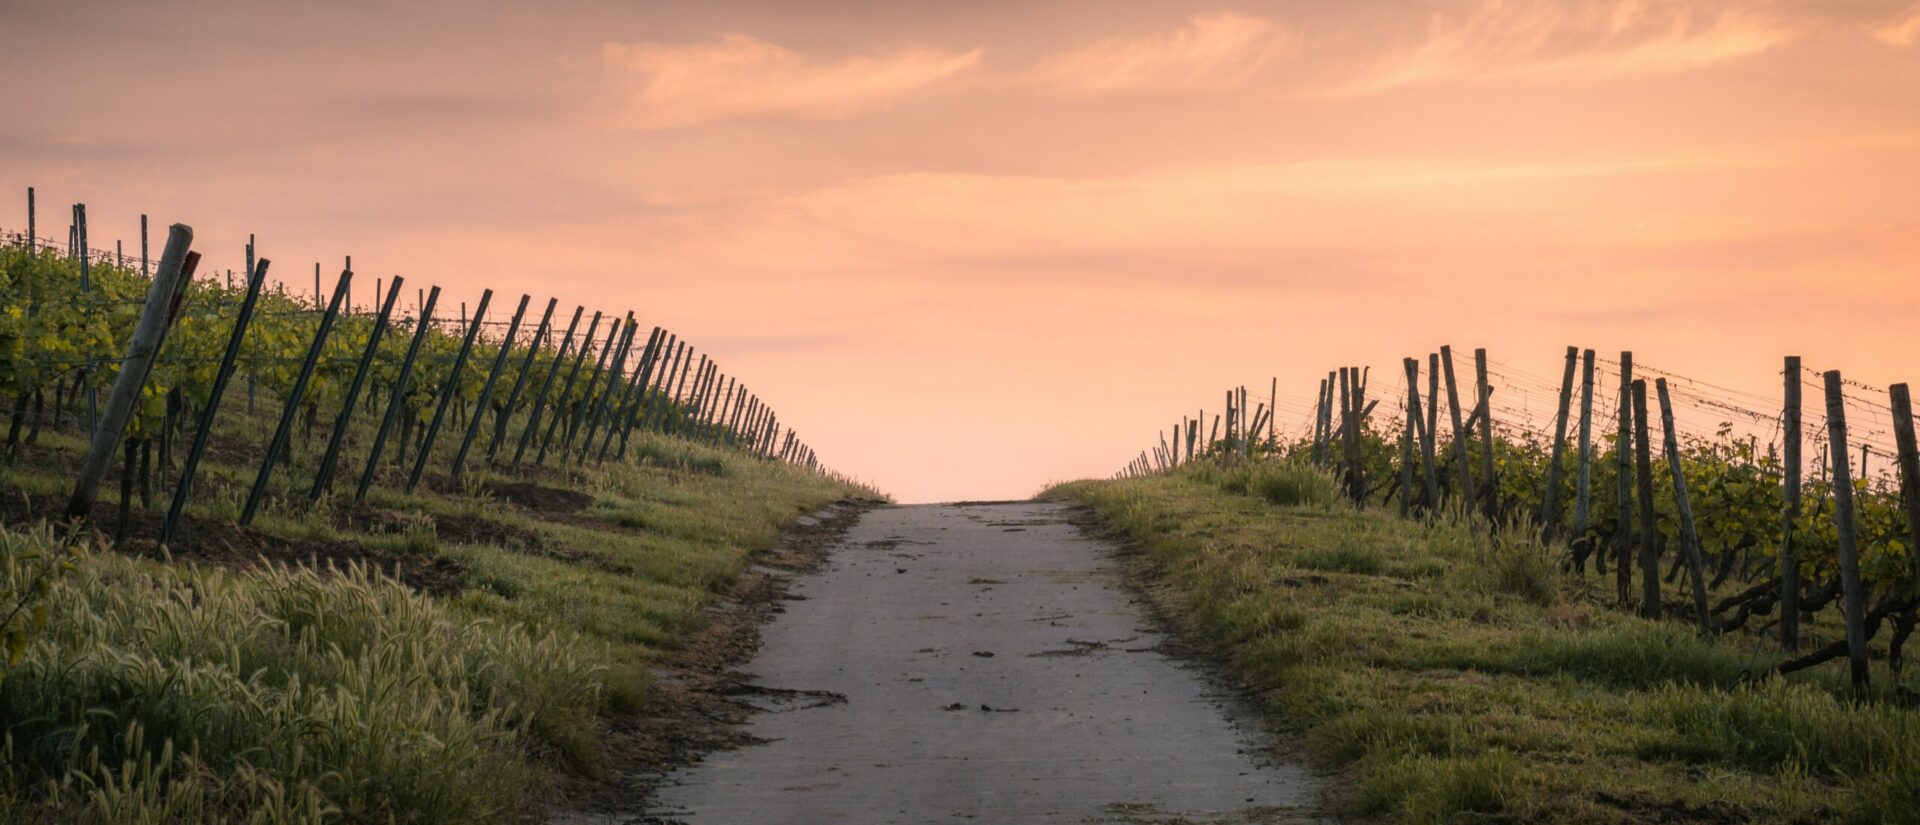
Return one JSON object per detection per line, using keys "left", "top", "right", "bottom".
{"left": 1871, "top": 3, "right": 1920, "bottom": 46}
{"left": 1318, "top": 0, "right": 1797, "bottom": 97}
{"left": 601, "top": 34, "right": 982, "bottom": 129}
{"left": 1028, "top": 12, "right": 1286, "bottom": 95}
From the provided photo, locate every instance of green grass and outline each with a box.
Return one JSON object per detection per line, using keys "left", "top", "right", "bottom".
{"left": 0, "top": 421, "right": 876, "bottom": 823}
{"left": 1044, "top": 460, "right": 1920, "bottom": 824}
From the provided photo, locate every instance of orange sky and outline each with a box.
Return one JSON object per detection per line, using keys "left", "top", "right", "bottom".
{"left": 4, "top": 0, "right": 1917, "bottom": 501}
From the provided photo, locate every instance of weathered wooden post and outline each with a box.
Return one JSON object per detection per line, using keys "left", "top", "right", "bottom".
{"left": 1425, "top": 354, "right": 1440, "bottom": 498}
{"left": 617, "top": 332, "right": 672, "bottom": 458}
{"left": 407, "top": 289, "right": 492, "bottom": 491}
{"left": 1822, "top": 371, "right": 1872, "bottom": 697}
{"left": 1269, "top": 377, "right": 1278, "bottom": 448}
{"left": 1571, "top": 349, "right": 1597, "bottom": 564}
{"left": 599, "top": 326, "right": 662, "bottom": 460}
{"left": 1781, "top": 356, "right": 1803, "bottom": 650}
{"left": 450, "top": 294, "right": 530, "bottom": 482}
{"left": 485, "top": 298, "right": 558, "bottom": 463}
{"left": 1656, "top": 379, "right": 1713, "bottom": 634}
{"left": 639, "top": 336, "right": 682, "bottom": 431}
{"left": 24, "top": 187, "right": 32, "bottom": 249}
{"left": 311, "top": 275, "right": 404, "bottom": 499}
{"left": 1399, "top": 385, "right": 1414, "bottom": 518}
{"left": 1542, "top": 346, "right": 1578, "bottom": 540}
{"left": 66, "top": 225, "right": 194, "bottom": 524}
{"left": 1632, "top": 379, "right": 1659, "bottom": 618}
{"left": 577, "top": 315, "right": 636, "bottom": 459}
{"left": 358, "top": 288, "right": 440, "bottom": 501}
{"left": 1405, "top": 358, "right": 1438, "bottom": 511}
{"left": 163, "top": 256, "right": 263, "bottom": 543}
{"left": 1311, "top": 378, "right": 1328, "bottom": 465}
{"left": 1892, "top": 383, "right": 1920, "bottom": 591}
{"left": 1614, "top": 353, "right": 1635, "bottom": 603}
{"left": 513, "top": 306, "right": 585, "bottom": 465}
{"left": 1441, "top": 346, "right": 1475, "bottom": 516}
{"left": 533, "top": 310, "right": 602, "bottom": 464}
{"left": 241, "top": 269, "right": 350, "bottom": 525}
{"left": 1474, "top": 349, "right": 1497, "bottom": 521}
{"left": 567, "top": 317, "right": 629, "bottom": 452}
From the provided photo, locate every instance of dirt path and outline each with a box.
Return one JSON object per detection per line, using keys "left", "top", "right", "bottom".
{"left": 642, "top": 502, "right": 1325, "bottom": 824}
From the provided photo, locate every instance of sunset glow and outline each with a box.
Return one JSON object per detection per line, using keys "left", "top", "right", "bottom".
{"left": 5, "top": 0, "right": 1916, "bottom": 501}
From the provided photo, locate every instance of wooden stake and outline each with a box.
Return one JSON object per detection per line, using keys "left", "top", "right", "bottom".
{"left": 1891, "top": 384, "right": 1920, "bottom": 601}
{"left": 1824, "top": 370, "right": 1871, "bottom": 698}
{"left": 1571, "top": 349, "right": 1597, "bottom": 563}
{"left": 1474, "top": 348, "right": 1497, "bottom": 521}
{"left": 1633, "top": 379, "right": 1659, "bottom": 619}
{"left": 407, "top": 289, "right": 493, "bottom": 491}
{"left": 1542, "top": 346, "right": 1578, "bottom": 540}
{"left": 1781, "top": 356, "right": 1803, "bottom": 651}
{"left": 533, "top": 310, "right": 603, "bottom": 464}
{"left": 1656, "top": 378, "right": 1713, "bottom": 635}
{"left": 450, "top": 294, "right": 530, "bottom": 481}
{"left": 486, "top": 298, "right": 558, "bottom": 463}
{"left": 357, "top": 287, "right": 439, "bottom": 501}
{"left": 67, "top": 225, "right": 193, "bottom": 523}
{"left": 311, "top": 274, "right": 403, "bottom": 498}
{"left": 241, "top": 268, "right": 349, "bottom": 525}
{"left": 513, "top": 306, "right": 584, "bottom": 465}
{"left": 1441, "top": 347, "right": 1475, "bottom": 516}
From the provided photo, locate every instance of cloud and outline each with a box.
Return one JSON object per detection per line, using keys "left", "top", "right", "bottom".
{"left": 1028, "top": 12, "right": 1286, "bottom": 95}
{"left": 1871, "top": 4, "right": 1920, "bottom": 46}
{"left": 1319, "top": 0, "right": 1797, "bottom": 97}
{"left": 601, "top": 34, "right": 982, "bottom": 129}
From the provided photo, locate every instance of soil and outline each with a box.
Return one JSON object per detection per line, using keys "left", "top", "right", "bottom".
{"left": 0, "top": 486, "right": 465, "bottom": 597}
{"left": 485, "top": 480, "right": 596, "bottom": 516}
{"left": 544, "top": 498, "right": 880, "bottom": 819}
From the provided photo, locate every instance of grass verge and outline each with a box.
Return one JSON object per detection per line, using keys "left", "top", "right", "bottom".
{"left": 0, "top": 427, "right": 877, "bottom": 823}
{"left": 1044, "top": 461, "right": 1920, "bottom": 824}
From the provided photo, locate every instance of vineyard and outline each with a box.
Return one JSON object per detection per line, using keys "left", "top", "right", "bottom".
{"left": 0, "top": 188, "right": 871, "bottom": 823}
{"left": 1114, "top": 348, "right": 1920, "bottom": 694}
{"left": 0, "top": 188, "right": 837, "bottom": 546}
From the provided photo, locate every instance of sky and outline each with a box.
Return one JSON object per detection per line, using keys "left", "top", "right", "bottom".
{"left": 3, "top": 0, "right": 1917, "bottom": 502}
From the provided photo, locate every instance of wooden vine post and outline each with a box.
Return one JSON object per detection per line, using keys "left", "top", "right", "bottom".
{"left": 1571, "top": 349, "right": 1597, "bottom": 563}
{"left": 1399, "top": 374, "right": 1414, "bottom": 518}
{"left": 1614, "top": 353, "right": 1635, "bottom": 604}
{"left": 356, "top": 287, "right": 440, "bottom": 501}
{"left": 1781, "top": 356, "right": 1803, "bottom": 651}
{"left": 1823, "top": 370, "right": 1871, "bottom": 698}
{"left": 1655, "top": 379, "right": 1713, "bottom": 634}
{"left": 1892, "top": 383, "right": 1920, "bottom": 591}
{"left": 534, "top": 310, "right": 602, "bottom": 464}
{"left": 1424, "top": 354, "right": 1440, "bottom": 508}
{"left": 513, "top": 306, "right": 585, "bottom": 465}
{"left": 485, "top": 298, "right": 558, "bottom": 463}
{"left": 241, "top": 269, "right": 351, "bottom": 526}
{"left": 1542, "top": 345, "right": 1577, "bottom": 541}
{"left": 1632, "top": 379, "right": 1659, "bottom": 618}
{"left": 163, "top": 255, "right": 264, "bottom": 544}
{"left": 311, "top": 275, "right": 404, "bottom": 499}
{"left": 67, "top": 225, "right": 194, "bottom": 523}
{"left": 450, "top": 294, "right": 530, "bottom": 482}
{"left": 1441, "top": 346, "right": 1475, "bottom": 516}
{"left": 407, "top": 289, "right": 493, "bottom": 491}
{"left": 1474, "top": 349, "right": 1497, "bottom": 521}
